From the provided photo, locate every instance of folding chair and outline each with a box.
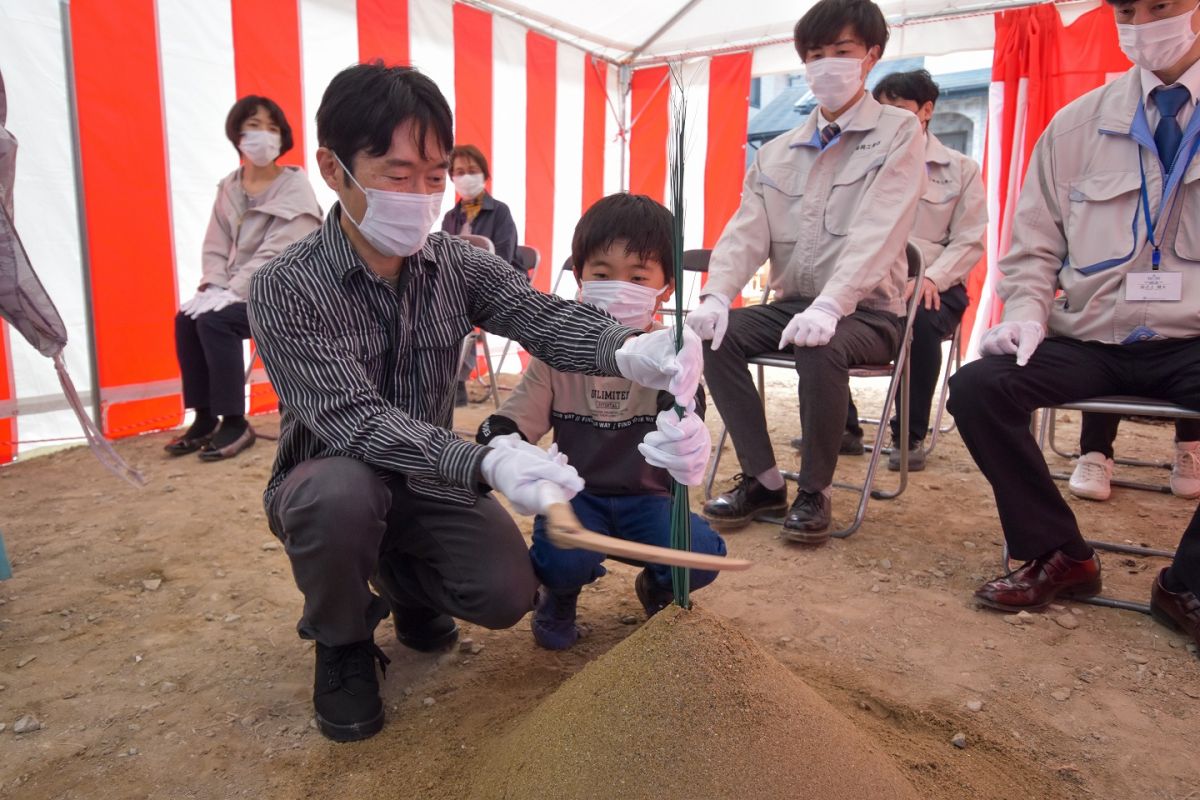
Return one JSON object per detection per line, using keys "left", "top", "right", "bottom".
{"left": 922, "top": 322, "right": 962, "bottom": 457}
{"left": 1003, "top": 397, "right": 1200, "bottom": 614}
{"left": 1039, "top": 397, "right": 1183, "bottom": 493}
{"left": 494, "top": 245, "right": 542, "bottom": 375}
{"left": 454, "top": 235, "right": 500, "bottom": 408}
{"left": 704, "top": 243, "right": 926, "bottom": 538}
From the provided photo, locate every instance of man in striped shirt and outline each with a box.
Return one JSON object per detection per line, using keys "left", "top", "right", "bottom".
{"left": 248, "top": 63, "right": 701, "bottom": 743}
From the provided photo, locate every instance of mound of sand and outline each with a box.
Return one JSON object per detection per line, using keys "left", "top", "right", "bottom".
{"left": 471, "top": 604, "right": 922, "bottom": 800}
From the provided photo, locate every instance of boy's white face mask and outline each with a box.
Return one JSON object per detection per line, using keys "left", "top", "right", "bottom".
{"left": 579, "top": 280, "right": 667, "bottom": 329}
{"left": 1117, "top": 3, "right": 1200, "bottom": 72}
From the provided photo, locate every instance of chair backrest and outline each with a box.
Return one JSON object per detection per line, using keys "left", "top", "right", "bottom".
{"left": 681, "top": 249, "right": 711, "bottom": 273}
{"left": 457, "top": 234, "right": 495, "bottom": 254}
{"left": 516, "top": 245, "right": 540, "bottom": 272}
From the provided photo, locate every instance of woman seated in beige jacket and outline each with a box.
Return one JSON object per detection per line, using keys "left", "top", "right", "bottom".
{"left": 166, "top": 95, "right": 322, "bottom": 461}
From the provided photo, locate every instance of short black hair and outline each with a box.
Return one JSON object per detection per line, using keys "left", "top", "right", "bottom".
{"left": 571, "top": 194, "right": 674, "bottom": 282}
{"left": 873, "top": 69, "right": 939, "bottom": 108}
{"left": 316, "top": 61, "right": 453, "bottom": 178}
{"left": 794, "top": 0, "right": 889, "bottom": 59}
{"left": 225, "top": 95, "right": 294, "bottom": 157}
{"left": 451, "top": 144, "right": 490, "bottom": 180}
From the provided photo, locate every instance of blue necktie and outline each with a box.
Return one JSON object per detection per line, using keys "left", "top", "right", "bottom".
{"left": 1153, "top": 85, "right": 1191, "bottom": 172}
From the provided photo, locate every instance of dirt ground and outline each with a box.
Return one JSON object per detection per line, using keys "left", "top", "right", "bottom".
{"left": 1, "top": 371, "right": 1198, "bottom": 800}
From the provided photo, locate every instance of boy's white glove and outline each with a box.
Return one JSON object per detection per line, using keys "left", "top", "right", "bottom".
{"left": 685, "top": 293, "right": 731, "bottom": 350}
{"left": 614, "top": 326, "right": 703, "bottom": 408}
{"left": 779, "top": 297, "right": 841, "bottom": 349}
{"left": 479, "top": 433, "right": 584, "bottom": 516}
{"left": 637, "top": 409, "right": 711, "bottom": 486}
{"left": 980, "top": 320, "right": 1045, "bottom": 367}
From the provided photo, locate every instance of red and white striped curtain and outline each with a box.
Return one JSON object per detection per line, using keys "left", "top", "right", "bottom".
{"left": 965, "top": 4, "right": 1130, "bottom": 355}
{"left": 0, "top": 0, "right": 753, "bottom": 461}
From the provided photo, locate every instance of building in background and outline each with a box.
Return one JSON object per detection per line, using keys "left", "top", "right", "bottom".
{"left": 747, "top": 57, "right": 989, "bottom": 165}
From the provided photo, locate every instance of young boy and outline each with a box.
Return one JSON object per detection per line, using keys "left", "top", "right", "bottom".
{"left": 476, "top": 193, "right": 726, "bottom": 650}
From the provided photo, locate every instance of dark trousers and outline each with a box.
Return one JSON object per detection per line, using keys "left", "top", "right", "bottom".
{"left": 846, "top": 284, "right": 967, "bottom": 444}
{"left": 703, "top": 298, "right": 902, "bottom": 493}
{"left": 174, "top": 304, "right": 251, "bottom": 417}
{"left": 530, "top": 491, "right": 727, "bottom": 594}
{"left": 1079, "top": 413, "right": 1200, "bottom": 458}
{"left": 947, "top": 336, "right": 1200, "bottom": 594}
{"left": 267, "top": 457, "right": 538, "bottom": 646}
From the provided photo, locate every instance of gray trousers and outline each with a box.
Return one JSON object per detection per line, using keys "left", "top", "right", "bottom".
{"left": 267, "top": 457, "right": 538, "bottom": 647}
{"left": 704, "top": 298, "right": 902, "bottom": 493}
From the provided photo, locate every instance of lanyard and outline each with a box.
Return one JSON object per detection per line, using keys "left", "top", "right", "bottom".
{"left": 1139, "top": 134, "right": 1200, "bottom": 270}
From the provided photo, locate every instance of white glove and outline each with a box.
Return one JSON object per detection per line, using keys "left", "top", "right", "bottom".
{"left": 779, "top": 297, "right": 841, "bottom": 349}
{"left": 979, "top": 320, "right": 1045, "bottom": 367}
{"left": 180, "top": 287, "right": 215, "bottom": 319}
{"left": 637, "top": 409, "right": 712, "bottom": 486}
{"left": 685, "top": 294, "right": 731, "bottom": 350}
{"left": 479, "top": 433, "right": 585, "bottom": 516}
{"left": 204, "top": 287, "right": 242, "bottom": 315}
{"left": 614, "top": 326, "right": 703, "bottom": 408}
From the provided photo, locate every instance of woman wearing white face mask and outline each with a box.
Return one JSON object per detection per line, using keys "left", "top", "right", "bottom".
{"left": 440, "top": 144, "right": 520, "bottom": 269}
{"left": 168, "top": 95, "right": 322, "bottom": 460}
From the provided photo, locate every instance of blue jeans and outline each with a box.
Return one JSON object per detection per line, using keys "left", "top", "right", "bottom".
{"left": 531, "top": 491, "right": 727, "bottom": 594}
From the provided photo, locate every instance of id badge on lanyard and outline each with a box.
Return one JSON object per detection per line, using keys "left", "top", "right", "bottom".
{"left": 1127, "top": 139, "right": 1200, "bottom": 301}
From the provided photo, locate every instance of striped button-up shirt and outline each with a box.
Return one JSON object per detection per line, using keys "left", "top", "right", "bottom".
{"left": 248, "top": 207, "right": 639, "bottom": 509}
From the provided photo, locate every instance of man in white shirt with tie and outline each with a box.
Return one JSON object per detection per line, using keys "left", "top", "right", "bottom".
{"left": 949, "top": 0, "right": 1200, "bottom": 652}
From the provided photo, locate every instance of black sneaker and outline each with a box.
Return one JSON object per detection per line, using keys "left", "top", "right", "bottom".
{"left": 392, "top": 605, "right": 459, "bottom": 653}
{"left": 313, "top": 639, "right": 391, "bottom": 742}
{"left": 782, "top": 490, "right": 831, "bottom": 544}
{"left": 789, "top": 431, "right": 864, "bottom": 456}
{"left": 635, "top": 569, "right": 675, "bottom": 617}
{"left": 702, "top": 473, "right": 788, "bottom": 528}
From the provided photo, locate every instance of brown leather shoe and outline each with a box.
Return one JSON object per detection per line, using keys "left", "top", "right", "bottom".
{"left": 1150, "top": 568, "right": 1200, "bottom": 651}
{"left": 974, "top": 549, "right": 1102, "bottom": 612}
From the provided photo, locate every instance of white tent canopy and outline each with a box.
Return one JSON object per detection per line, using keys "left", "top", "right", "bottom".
{"left": 463, "top": 0, "right": 1098, "bottom": 66}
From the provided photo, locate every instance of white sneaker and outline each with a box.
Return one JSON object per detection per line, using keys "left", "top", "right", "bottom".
{"left": 1069, "top": 451, "right": 1113, "bottom": 501}
{"left": 1171, "top": 441, "right": 1200, "bottom": 499}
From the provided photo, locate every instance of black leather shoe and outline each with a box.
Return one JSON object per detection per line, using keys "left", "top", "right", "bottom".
{"left": 789, "top": 431, "right": 864, "bottom": 456}
{"left": 313, "top": 639, "right": 390, "bottom": 742}
{"left": 392, "top": 605, "right": 459, "bottom": 653}
{"left": 1150, "top": 568, "right": 1200, "bottom": 651}
{"left": 635, "top": 569, "right": 674, "bottom": 617}
{"left": 782, "top": 490, "right": 831, "bottom": 544}
{"left": 164, "top": 434, "right": 211, "bottom": 456}
{"left": 702, "top": 473, "right": 787, "bottom": 528}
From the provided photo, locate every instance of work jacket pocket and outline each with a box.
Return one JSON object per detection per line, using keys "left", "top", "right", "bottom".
{"left": 1064, "top": 171, "right": 1142, "bottom": 273}
{"left": 914, "top": 182, "right": 959, "bottom": 244}
{"left": 760, "top": 168, "right": 808, "bottom": 244}
{"left": 824, "top": 155, "right": 884, "bottom": 236}
{"left": 1172, "top": 169, "right": 1200, "bottom": 263}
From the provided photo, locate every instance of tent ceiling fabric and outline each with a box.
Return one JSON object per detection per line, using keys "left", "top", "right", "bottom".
{"left": 475, "top": 0, "right": 1076, "bottom": 63}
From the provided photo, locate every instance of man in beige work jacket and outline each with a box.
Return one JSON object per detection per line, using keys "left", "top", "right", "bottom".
{"left": 688, "top": 0, "right": 925, "bottom": 544}
{"left": 839, "top": 70, "right": 987, "bottom": 470}
{"left": 949, "top": 0, "right": 1200, "bottom": 651}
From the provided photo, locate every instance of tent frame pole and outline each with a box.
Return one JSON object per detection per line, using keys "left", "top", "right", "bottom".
{"left": 59, "top": 0, "right": 103, "bottom": 432}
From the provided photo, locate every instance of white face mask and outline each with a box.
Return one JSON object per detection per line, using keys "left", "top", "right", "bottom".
{"left": 805, "top": 57, "right": 866, "bottom": 114}
{"left": 336, "top": 154, "right": 444, "bottom": 258}
{"left": 453, "top": 173, "right": 486, "bottom": 200}
{"left": 1118, "top": 4, "right": 1200, "bottom": 72}
{"left": 239, "top": 130, "right": 281, "bottom": 167}
{"left": 579, "top": 280, "right": 667, "bottom": 329}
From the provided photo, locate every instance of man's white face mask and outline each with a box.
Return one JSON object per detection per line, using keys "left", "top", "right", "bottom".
{"left": 1117, "top": 2, "right": 1200, "bottom": 72}
{"left": 805, "top": 57, "right": 866, "bottom": 113}
{"left": 336, "top": 154, "right": 444, "bottom": 258}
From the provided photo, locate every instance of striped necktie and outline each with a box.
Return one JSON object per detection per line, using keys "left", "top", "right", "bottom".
{"left": 820, "top": 122, "right": 841, "bottom": 149}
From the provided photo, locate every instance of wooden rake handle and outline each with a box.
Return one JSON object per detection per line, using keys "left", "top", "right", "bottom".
{"left": 540, "top": 487, "right": 751, "bottom": 572}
